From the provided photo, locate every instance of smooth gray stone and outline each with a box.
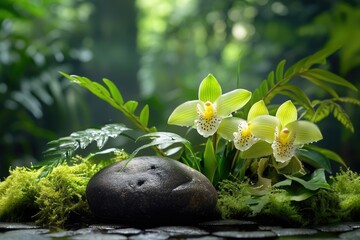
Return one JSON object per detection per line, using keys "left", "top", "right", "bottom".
{"left": 71, "top": 233, "right": 127, "bottom": 240}
{"left": 149, "top": 226, "right": 208, "bottom": 237}
{"left": 317, "top": 224, "right": 353, "bottom": 233}
{"left": 213, "top": 230, "right": 276, "bottom": 239}
{"left": 272, "top": 228, "right": 318, "bottom": 237}
{"left": 107, "top": 227, "right": 142, "bottom": 235}
{"left": 129, "top": 232, "right": 170, "bottom": 240}
{"left": 87, "top": 156, "right": 218, "bottom": 225}
{"left": 0, "top": 222, "right": 39, "bottom": 230}
{"left": 0, "top": 229, "right": 49, "bottom": 240}
{"left": 88, "top": 224, "right": 125, "bottom": 230}
{"left": 340, "top": 229, "right": 360, "bottom": 239}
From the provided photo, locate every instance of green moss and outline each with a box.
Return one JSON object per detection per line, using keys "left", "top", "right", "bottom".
{"left": 0, "top": 151, "right": 128, "bottom": 228}
{"left": 217, "top": 180, "right": 303, "bottom": 226}
{"left": 0, "top": 167, "right": 40, "bottom": 221}
{"left": 330, "top": 169, "right": 360, "bottom": 221}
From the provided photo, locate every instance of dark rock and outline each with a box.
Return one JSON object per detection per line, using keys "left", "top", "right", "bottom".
{"left": 107, "top": 228, "right": 142, "bottom": 235}
{"left": 339, "top": 228, "right": 360, "bottom": 239}
{"left": 86, "top": 156, "right": 218, "bottom": 226}
{"left": 0, "top": 222, "right": 39, "bottom": 231}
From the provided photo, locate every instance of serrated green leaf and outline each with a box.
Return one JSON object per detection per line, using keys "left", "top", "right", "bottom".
{"left": 333, "top": 103, "right": 354, "bottom": 132}
{"left": 103, "top": 78, "right": 124, "bottom": 105}
{"left": 301, "top": 68, "right": 358, "bottom": 92}
{"left": 275, "top": 60, "right": 286, "bottom": 82}
{"left": 204, "top": 138, "right": 217, "bottom": 182}
{"left": 311, "top": 101, "right": 333, "bottom": 123}
{"left": 124, "top": 100, "right": 138, "bottom": 114}
{"left": 139, "top": 104, "right": 149, "bottom": 127}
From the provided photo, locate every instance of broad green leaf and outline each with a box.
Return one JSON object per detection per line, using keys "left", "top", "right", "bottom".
{"left": 276, "top": 156, "right": 305, "bottom": 176}
{"left": 216, "top": 89, "right": 251, "bottom": 117}
{"left": 217, "top": 117, "right": 245, "bottom": 141}
{"left": 286, "top": 120, "right": 322, "bottom": 145}
{"left": 305, "top": 145, "right": 346, "bottom": 167}
{"left": 139, "top": 104, "right": 149, "bottom": 127}
{"left": 103, "top": 78, "right": 124, "bottom": 105}
{"left": 204, "top": 138, "right": 217, "bottom": 182}
{"left": 131, "top": 132, "right": 193, "bottom": 159}
{"left": 275, "top": 59, "right": 286, "bottom": 82}
{"left": 247, "top": 100, "right": 269, "bottom": 121}
{"left": 168, "top": 100, "right": 200, "bottom": 126}
{"left": 240, "top": 141, "right": 273, "bottom": 158}
{"left": 276, "top": 100, "right": 297, "bottom": 127}
{"left": 249, "top": 115, "right": 279, "bottom": 143}
{"left": 198, "top": 74, "right": 222, "bottom": 102}
{"left": 124, "top": 100, "right": 138, "bottom": 114}
{"left": 297, "top": 148, "right": 332, "bottom": 173}
{"left": 301, "top": 68, "right": 358, "bottom": 92}
{"left": 284, "top": 169, "right": 330, "bottom": 191}
{"left": 256, "top": 158, "right": 272, "bottom": 189}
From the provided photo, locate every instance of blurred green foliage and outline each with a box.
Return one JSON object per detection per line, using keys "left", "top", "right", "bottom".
{"left": 0, "top": 0, "right": 93, "bottom": 176}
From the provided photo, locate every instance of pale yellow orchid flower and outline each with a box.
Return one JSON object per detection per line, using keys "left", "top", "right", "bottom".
{"left": 168, "top": 74, "right": 251, "bottom": 138}
{"left": 249, "top": 100, "right": 323, "bottom": 163}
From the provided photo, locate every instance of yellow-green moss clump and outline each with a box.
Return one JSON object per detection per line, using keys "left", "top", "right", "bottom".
{"left": 217, "top": 171, "right": 360, "bottom": 227}
{"left": 0, "top": 151, "right": 127, "bottom": 228}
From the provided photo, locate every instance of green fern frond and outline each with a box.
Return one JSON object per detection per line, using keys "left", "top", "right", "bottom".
{"left": 38, "top": 124, "right": 131, "bottom": 179}
{"left": 333, "top": 103, "right": 354, "bottom": 132}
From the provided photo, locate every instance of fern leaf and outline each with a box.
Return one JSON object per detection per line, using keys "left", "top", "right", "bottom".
{"left": 333, "top": 103, "right": 354, "bottom": 132}
{"left": 310, "top": 101, "right": 333, "bottom": 123}
{"left": 336, "top": 97, "right": 360, "bottom": 106}
{"left": 267, "top": 71, "right": 275, "bottom": 88}
{"left": 40, "top": 124, "right": 131, "bottom": 179}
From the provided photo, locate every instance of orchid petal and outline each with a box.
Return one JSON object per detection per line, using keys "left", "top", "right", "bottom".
{"left": 215, "top": 89, "right": 251, "bottom": 117}
{"left": 233, "top": 121, "right": 259, "bottom": 151}
{"left": 276, "top": 100, "right": 297, "bottom": 127}
{"left": 195, "top": 114, "right": 222, "bottom": 138}
{"left": 286, "top": 120, "right": 323, "bottom": 145}
{"left": 217, "top": 117, "right": 245, "bottom": 141}
{"left": 249, "top": 115, "right": 280, "bottom": 143}
{"left": 247, "top": 100, "right": 269, "bottom": 121}
{"left": 168, "top": 100, "right": 200, "bottom": 126}
{"left": 240, "top": 141, "right": 273, "bottom": 159}
{"left": 272, "top": 127, "right": 297, "bottom": 163}
{"left": 198, "top": 74, "right": 222, "bottom": 103}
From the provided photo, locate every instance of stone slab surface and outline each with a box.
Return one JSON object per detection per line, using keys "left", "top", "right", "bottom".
{"left": 1, "top": 220, "right": 360, "bottom": 239}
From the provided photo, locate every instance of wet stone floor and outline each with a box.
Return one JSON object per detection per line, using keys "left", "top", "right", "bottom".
{"left": 1, "top": 220, "right": 360, "bottom": 239}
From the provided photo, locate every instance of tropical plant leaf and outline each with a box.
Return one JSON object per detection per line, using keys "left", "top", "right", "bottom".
{"left": 131, "top": 132, "right": 196, "bottom": 161}
{"left": 305, "top": 145, "right": 346, "bottom": 167}
{"left": 275, "top": 59, "right": 286, "bottom": 83}
{"left": 283, "top": 169, "right": 331, "bottom": 191}
{"left": 60, "top": 72, "right": 154, "bottom": 133}
{"left": 204, "top": 138, "right": 217, "bottom": 183}
{"left": 139, "top": 104, "right": 149, "bottom": 127}
{"left": 297, "top": 148, "right": 332, "bottom": 173}
{"left": 103, "top": 78, "right": 124, "bottom": 105}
